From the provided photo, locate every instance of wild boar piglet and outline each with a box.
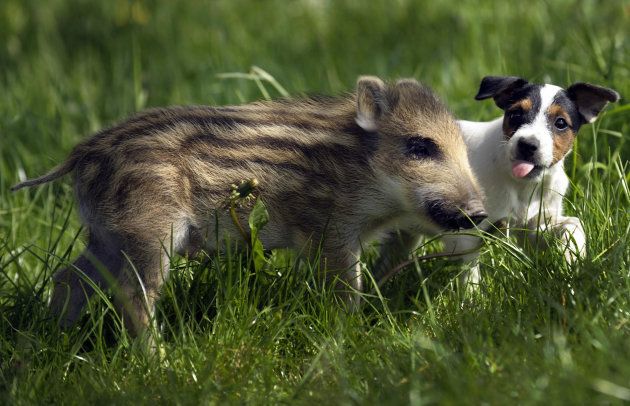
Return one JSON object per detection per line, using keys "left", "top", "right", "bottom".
{"left": 13, "top": 76, "right": 485, "bottom": 334}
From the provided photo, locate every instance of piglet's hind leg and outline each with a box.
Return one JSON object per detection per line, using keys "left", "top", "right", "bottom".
{"left": 49, "top": 234, "right": 124, "bottom": 328}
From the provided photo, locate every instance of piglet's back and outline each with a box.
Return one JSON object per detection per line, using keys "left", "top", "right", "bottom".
{"left": 66, "top": 97, "right": 378, "bottom": 227}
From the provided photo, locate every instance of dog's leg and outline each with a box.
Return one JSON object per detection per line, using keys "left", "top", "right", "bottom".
{"left": 554, "top": 216, "right": 586, "bottom": 263}
{"left": 524, "top": 215, "right": 585, "bottom": 264}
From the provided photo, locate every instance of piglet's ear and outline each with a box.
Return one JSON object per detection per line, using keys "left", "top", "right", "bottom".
{"left": 567, "top": 82, "right": 620, "bottom": 123}
{"left": 474, "top": 76, "right": 529, "bottom": 110}
{"left": 356, "top": 76, "right": 388, "bottom": 132}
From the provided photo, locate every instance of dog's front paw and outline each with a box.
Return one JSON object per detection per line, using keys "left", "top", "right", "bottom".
{"left": 555, "top": 216, "right": 586, "bottom": 264}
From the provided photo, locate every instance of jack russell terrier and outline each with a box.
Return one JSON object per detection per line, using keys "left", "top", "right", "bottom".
{"left": 375, "top": 76, "right": 619, "bottom": 287}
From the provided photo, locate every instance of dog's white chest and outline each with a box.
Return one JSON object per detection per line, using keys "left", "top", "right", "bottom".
{"left": 476, "top": 174, "right": 542, "bottom": 223}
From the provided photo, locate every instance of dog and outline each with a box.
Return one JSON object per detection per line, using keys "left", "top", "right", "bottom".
{"left": 375, "top": 76, "right": 619, "bottom": 287}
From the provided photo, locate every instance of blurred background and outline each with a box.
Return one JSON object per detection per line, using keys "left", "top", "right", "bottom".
{"left": 0, "top": 0, "right": 627, "bottom": 177}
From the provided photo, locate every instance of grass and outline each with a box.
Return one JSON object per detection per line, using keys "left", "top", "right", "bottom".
{"left": 1, "top": 0, "right": 629, "bottom": 403}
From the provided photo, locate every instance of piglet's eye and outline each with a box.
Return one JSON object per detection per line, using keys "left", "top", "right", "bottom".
{"left": 554, "top": 117, "right": 569, "bottom": 130}
{"left": 406, "top": 136, "right": 440, "bottom": 159}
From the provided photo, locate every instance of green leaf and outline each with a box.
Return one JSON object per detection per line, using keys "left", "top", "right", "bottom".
{"left": 250, "top": 237, "right": 266, "bottom": 273}
{"left": 248, "top": 199, "right": 269, "bottom": 234}
{"left": 248, "top": 199, "right": 269, "bottom": 272}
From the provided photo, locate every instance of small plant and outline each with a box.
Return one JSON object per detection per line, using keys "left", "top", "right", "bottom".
{"left": 225, "top": 178, "right": 271, "bottom": 273}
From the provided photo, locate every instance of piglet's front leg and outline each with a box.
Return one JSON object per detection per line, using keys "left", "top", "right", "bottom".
{"left": 319, "top": 239, "right": 364, "bottom": 311}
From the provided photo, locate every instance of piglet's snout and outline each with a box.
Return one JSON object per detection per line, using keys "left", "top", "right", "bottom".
{"left": 455, "top": 199, "right": 487, "bottom": 229}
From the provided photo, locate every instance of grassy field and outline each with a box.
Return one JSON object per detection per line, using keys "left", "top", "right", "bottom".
{"left": 1, "top": 0, "right": 629, "bottom": 404}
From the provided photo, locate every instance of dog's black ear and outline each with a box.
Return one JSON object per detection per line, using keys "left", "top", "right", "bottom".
{"left": 567, "top": 82, "right": 620, "bottom": 123}
{"left": 475, "top": 76, "right": 529, "bottom": 110}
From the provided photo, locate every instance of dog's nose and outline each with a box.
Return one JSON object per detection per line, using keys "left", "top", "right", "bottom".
{"left": 517, "top": 138, "right": 539, "bottom": 160}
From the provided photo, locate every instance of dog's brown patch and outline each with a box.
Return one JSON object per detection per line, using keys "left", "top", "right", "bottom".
{"left": 513, "top": 98, "right": 533, "bottom": 112}
{"left": 547, "top": 104, "right": 573, "bottom": 127}
{"left": 552, "top": 132, "right": 575, "bottom": 164}
{"left": 502, "top": 98, "right": 532, "bottom": 138}
{"left": 547, "top": 103, "right": 576, "bottom": 164}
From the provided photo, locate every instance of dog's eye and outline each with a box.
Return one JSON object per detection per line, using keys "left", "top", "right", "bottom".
{"left": 406, "top": 136, "right": 440, "bottom": 159}
{"left": 508, "top": 109, "right": 523, "bottom": 122}
{"left": 554, "top": 117, "right": 569, "bottom": 130}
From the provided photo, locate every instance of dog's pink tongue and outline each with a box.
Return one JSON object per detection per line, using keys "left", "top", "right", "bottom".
{"left": 512, "top": 161, "right": 535, "bottom": 178}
